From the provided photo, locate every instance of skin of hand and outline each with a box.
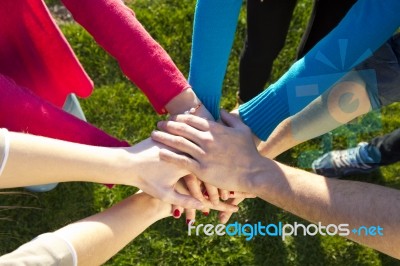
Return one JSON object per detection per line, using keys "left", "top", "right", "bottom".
{"left": 151, "top": 110, "right": 400, "bottom": 259}
{"left": 173, "top": 174, "right": 253, "bottom": 223}
{"left": 165, "top": 88, "right": 237, "bottom": 219}
{"left": 151, "top": 109, "right": 264, "bottom": 192}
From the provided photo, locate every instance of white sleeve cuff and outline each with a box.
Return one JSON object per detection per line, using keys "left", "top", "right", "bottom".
{"left": 0, "top": 128, "right": 10, "bottom": 176}
{"left": 37, "top": 233, "right": 78, "bottom": 266}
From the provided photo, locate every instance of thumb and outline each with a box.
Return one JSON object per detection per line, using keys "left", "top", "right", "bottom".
{"left": 220, "top": 109, "right": 244, "bottom": 128}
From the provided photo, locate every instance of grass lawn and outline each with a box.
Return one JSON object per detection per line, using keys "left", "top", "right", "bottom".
{"left": 1, "top": 0, "right": 400, "bottom": 265}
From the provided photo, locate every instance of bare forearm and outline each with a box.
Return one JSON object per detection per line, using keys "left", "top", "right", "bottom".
{"left": 0, "top": 131, "right": 131, "bottom": 188}
{"left": 250, "top": 158, "right": 400, "bottom": 258}
{"left": 55, "top": 193, "right": 170, "bottom": 265}
{"left": 257, "top": 117, "right": 300, "bottom": 158}
{"left": 259, "top": 75, "right": 370, "bottom": 158}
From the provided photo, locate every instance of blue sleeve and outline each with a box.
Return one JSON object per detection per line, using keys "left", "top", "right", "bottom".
{"left": 189, "top": 0, "right": 242, "bottom": 120}
{"left": 239, "top": 0, "right": 400, "bottom": 140}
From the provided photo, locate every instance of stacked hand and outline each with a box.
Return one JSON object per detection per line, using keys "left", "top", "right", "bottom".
{"left": 150, "top": 109, "right": 261, "bottom": 223}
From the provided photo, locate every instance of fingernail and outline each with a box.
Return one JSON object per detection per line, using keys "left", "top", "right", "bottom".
{"left": 202, "top": 212, "right": 209, "bottom": 216}
{"left": 230, "top": 191, "right": 234, "bottom": 196}
{"left": 173, "top": 209, "right": 180, "bottom": 218}
{"left": 186, "top": 219, "right": 191, "bottom": 224}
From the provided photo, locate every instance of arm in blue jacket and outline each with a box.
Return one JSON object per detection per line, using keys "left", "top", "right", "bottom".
{"left": 189, "top": 0, "right": 242, "bottom": 119}
{"left": 239, "top": 0, "right": 400, "bottom": 140}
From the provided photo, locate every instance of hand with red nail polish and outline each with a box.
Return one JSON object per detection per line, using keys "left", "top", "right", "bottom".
{"left": 118, "top": 138, "right": 205, "bottom": 210}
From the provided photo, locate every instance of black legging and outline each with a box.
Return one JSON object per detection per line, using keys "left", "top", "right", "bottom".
{"left": 239, "top": 0, "right": 358, "bottom": 102}
{"left": 369, "top": 128, "right": 400, "bottom": 166}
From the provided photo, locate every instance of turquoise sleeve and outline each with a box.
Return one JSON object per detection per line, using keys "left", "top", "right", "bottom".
{"left": 239, "top": 0, "right": 400, "bottom": 140}
{"left": 189, "top": 0, "right": 242, "bottom": 119}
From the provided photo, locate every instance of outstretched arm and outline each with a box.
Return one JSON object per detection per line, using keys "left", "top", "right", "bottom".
{"left": 0, "top": 75, "right": 128, "bottom": 147}
{"left": 151, "top": 112, "right": 400, "bottom": 259}
{"left": 189, "top": 0, "right": 242, "bottom": 119}
{"left": 258, "top": 71, "right": 371, "bottom": 158}
{"left": 62, "top": 0, "right": 204, "bottom": 116}
{"left": 239, "top": 0, "right": 400, "bottom": 141}
{"left": 0, "top": 192, "right": 171, "bottom": 266}
{"left": 55, "top": 193, "right": 171, "bottom": 265}
{"left": 0, "top": 129, "right": 207, "bottom": 210}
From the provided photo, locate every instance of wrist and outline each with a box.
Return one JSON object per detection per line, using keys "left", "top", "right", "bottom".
{"left": 133, "top": 192, "right": 171, "bottom": 220}
{"left": 244, "top": 156, "right": 271, "bottom": 196}
{"left": 230, "top": 109, "right": 261, "bottom": 145}
{"left": 165, "top": 88, "right": 201, "bottom": 115}
{"left": 92, "top": 147, "right": 137, "bottom": 186}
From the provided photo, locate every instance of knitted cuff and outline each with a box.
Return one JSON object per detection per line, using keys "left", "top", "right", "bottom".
{"left": 196, "top": 94, "right": 222, "bottom": 120}
{"left": 239, "top": 88, "right": 289, "bottom": 141}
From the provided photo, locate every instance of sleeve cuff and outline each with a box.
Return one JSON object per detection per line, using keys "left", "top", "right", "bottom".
{"left": 196, "top": 93, "right": 222, "bottom": 120}
{"left": 239, "top": 88, "right": 289, "bottom": 141}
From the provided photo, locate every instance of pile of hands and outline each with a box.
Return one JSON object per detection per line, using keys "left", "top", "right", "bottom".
{"left": 122, "top": 104, "right": 262, "bottom": 224}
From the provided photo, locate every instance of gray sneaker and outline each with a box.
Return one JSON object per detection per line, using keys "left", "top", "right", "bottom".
{"left": 312, "top": 142, "right": 380, "bottom": 178}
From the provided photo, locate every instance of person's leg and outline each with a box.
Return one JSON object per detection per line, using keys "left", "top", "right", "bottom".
{"left": 310, "top": 34, "right": 400, "bottom": 177}
{"left": 369, "top": 128, "right": 400, "bottom": 166}
{"left": 311, "top": 129, "right": 400, "bottom": 178}
{"left": 239, "top": 0, "right": 297, "bottom": 103}
{"left": 25, "top": 93, "right": 86, "bottom": 192}
{"left": 297, "top": 0, "right": 357, "bottom": 58}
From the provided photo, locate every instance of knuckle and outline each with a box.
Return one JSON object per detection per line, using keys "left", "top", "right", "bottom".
{"left": 172, "top": 136, "right": 186, "bottom": 147}
{"left": 202, "top": 136, "right": 214, "bottom": 148}
{"left": 175, "top": 123, "right": 187, "bottom": 132}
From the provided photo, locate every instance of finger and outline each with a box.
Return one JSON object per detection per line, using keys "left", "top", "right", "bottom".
{"left": 219, "top": 197, "right": 245, "bottom": 224}
{"left": 159, "top": 149, "right": 200, "bottom": 174}
{"left": 157, "top": 120, "right": 203, "bottom": 145}
{"left": 203, "top": 183, "right": 221, "bottom": 206}
{"left": 152, "top": 131, "right": 204, "bottom": 159}
{"left": 219, "top": 189, "right": 229, "bottom": 201}
{"left": 184, "top": 174, "right": 206, "bottom": 201}
{"left": 171, "top": 205, "right": 180, "bottom": 218}
{"left": 185, "top": 208, "right": 196, "bottom": 224}
{"left": 228, "top": 191, "right": 257, "bottom": 199}
{"left": 168, "top": 114, "right": 211, "bottom": 131}
{"left": 220, "top": 109, "right": 243, "bottom": 129}
{"left": 201, "top": 207, "right": 210, "bottom": 217}
{"left": 202, "top": 199, "right": 239, "bottom": 213}
{"left": 163, "top": 189, "right": 204, "bottom": 210}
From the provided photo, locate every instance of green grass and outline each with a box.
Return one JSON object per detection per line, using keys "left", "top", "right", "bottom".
{"left": 1, "top": 0, "right": 400, "bottom": 265}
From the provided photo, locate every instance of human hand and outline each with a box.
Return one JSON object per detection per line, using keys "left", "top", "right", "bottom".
{"left": 166, "top": 96, "right": 237, "bottom": 220}
{"left": 170, "top": 174, "right": 254, "bottom": 221}
{"left": 150, "top": 109, "right": 264, "bottom": 193}
{"left": 229, "top": 108, "right": 261, "bottom": 146}
{"left": 119, "top": 138, "right": 204, "bottom": 210}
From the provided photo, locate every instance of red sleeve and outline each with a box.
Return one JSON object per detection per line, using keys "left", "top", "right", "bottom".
{"left": 0, "top": 74, "right": 129, "bottom": 148}
{"left": 61, "top": 0, "right": 190, "bottom": 114}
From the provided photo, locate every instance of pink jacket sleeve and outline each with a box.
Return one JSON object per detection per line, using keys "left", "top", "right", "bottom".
{"left": 0, "top": 74, "right": 129, "bottom": 148}
{"left": 62, "top": 0, "right": 190, "bottom": 114}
